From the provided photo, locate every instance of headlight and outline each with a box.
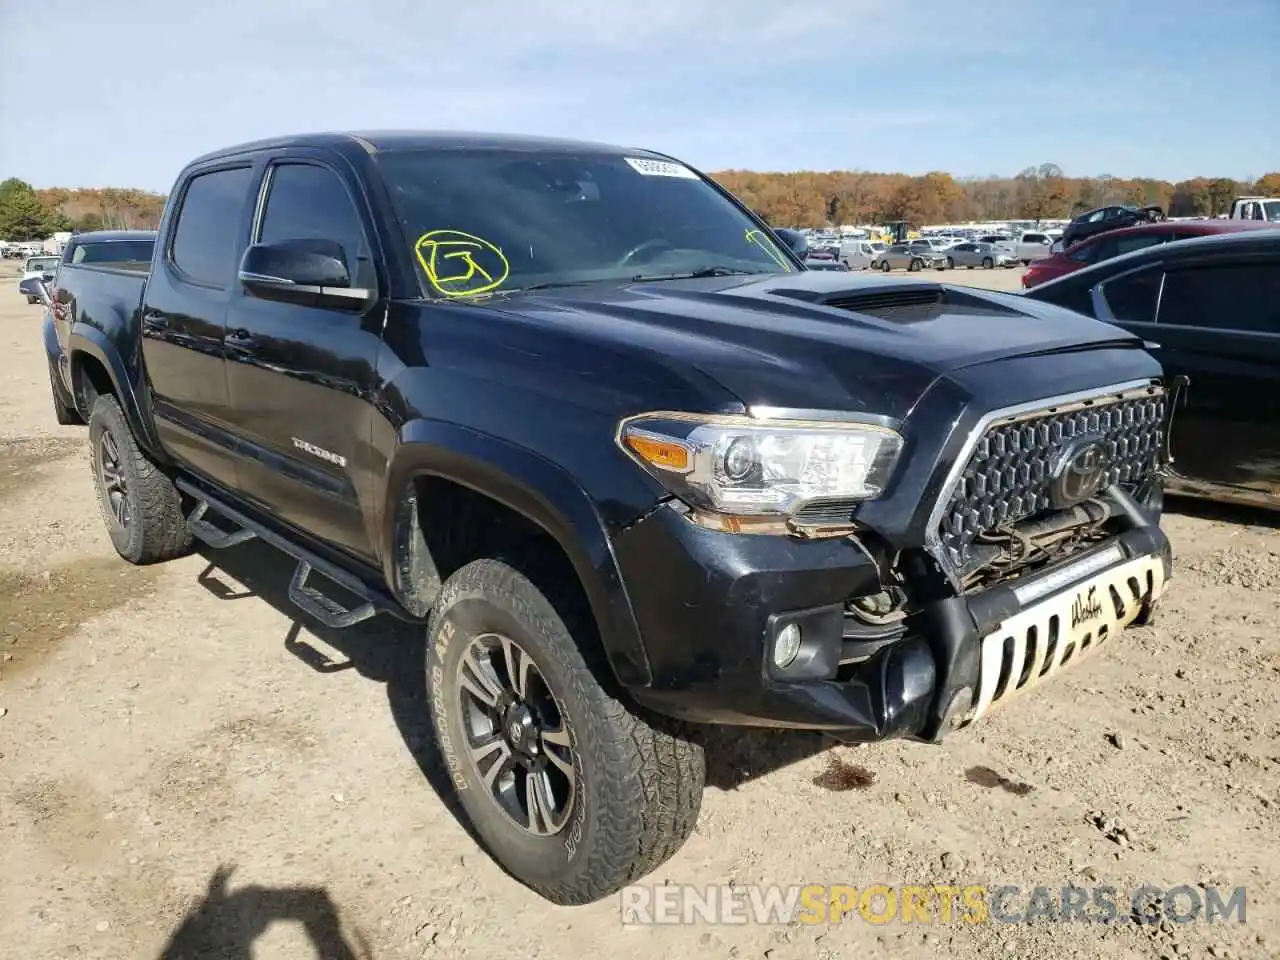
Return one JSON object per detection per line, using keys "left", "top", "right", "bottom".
{"left": 617, "top": 412, "right": 904, "bottom": 520}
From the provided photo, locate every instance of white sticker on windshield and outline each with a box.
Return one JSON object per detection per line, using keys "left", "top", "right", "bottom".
{"left": 624, "top": 157, "right": 699, "bottom": 179}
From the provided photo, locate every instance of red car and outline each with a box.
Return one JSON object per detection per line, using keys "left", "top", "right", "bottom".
{"left": 1020, "top": 220, "right": 1275, "bottom": 289}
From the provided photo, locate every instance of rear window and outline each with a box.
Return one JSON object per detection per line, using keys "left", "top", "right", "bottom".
{"left": 71, "top": 240, "right": 154, "bottom": 267}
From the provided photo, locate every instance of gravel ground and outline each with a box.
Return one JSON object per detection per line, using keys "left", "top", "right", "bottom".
{"left": 0, "top": 263, "right": 1276, "bottom": 960}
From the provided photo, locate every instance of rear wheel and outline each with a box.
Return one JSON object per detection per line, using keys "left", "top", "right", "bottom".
{"left": 426, "top": 558, "right": 705, "bottom": 905}
{"left": 88, "top": 395, "right": 193, "bottom": 564}
{"left": 982, "top": 257, "right": 994, "bottom": 269}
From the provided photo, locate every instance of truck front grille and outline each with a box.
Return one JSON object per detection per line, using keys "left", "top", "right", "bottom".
{"left": 934, "top": 386, "right": 1165, "bottom": 572}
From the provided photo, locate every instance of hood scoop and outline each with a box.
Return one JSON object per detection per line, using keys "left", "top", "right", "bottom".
{"left": 814, "top": 285, "right": 1024, "bottom": 325}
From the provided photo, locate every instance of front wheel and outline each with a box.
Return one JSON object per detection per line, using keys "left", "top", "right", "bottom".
{"left": 879, "top": 260, "right": 891, "bottom": 273}
{"left": 945, "top": 257, "right": 955, "bottom": 270}
{"left": 426, "top": 558, "right": 705, "bottom": 905}
{"left": 908, "top": 259, "right": 922, "bottom": 272}
{"left": 982, "top": 257, "right": 994, "bottom": 269}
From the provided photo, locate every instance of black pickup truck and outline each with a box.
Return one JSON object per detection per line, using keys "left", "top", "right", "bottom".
{"left": 39, "top": 131, "right": 1174, "bottom": 905}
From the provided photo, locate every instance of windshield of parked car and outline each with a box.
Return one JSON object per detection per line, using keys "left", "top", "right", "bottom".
{"left": 375, "top": 148, "right": 795, "bottom": 297}
{"left": 1262, "top": 201, "right": 1280, "bottom": 222}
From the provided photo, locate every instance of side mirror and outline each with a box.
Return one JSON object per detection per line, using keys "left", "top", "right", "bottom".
{"left": 19, "top": 276, "right": 52, "bottom": 307}
{"left": 771, "top": 227, "right": 808, "bottom": 259}
{"left": 238, "top": 238, "right": 373, "bottom": 311}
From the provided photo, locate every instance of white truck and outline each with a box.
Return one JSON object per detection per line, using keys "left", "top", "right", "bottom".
{"left": 1229, "top": 196, "right": 1280, "bottom": 222}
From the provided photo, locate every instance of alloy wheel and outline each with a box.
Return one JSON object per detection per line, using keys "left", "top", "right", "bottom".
{"left": 455, "top": 632, "right": 576, "bottom": 836}
{"left": 98, "top": 430, "right": 131, "bottom": 531}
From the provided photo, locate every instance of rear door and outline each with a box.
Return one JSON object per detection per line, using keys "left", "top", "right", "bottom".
{"left": 221, "top": 152, "right": 386, "bottom": 561}
{"left": 1142, "top": 256, "right": 1280, "bottom": 493}
{"left": 141, "top": 164, "right": 257, "bottom": 490}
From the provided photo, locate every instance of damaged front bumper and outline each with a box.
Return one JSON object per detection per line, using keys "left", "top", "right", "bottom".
{"left": 618, "top": 480, "right": 1171, "bottom": 744}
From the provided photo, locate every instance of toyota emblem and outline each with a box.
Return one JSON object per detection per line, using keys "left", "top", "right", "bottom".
{"left": 1049, "top": 437, "right": 1111, "bottom": 507}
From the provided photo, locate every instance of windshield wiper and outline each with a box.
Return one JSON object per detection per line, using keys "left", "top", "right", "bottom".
{"left": 514, "top": 278, "right": 620, "bottom": 292}
{"left": 630, "top": 265, "right": 768, "bottom": 282}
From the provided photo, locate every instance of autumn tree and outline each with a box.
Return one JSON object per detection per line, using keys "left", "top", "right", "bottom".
{"left": 0, "top": 178, "right": 70, "bottom": 240}
{"left": 1254, "top": 172, "right": 1280, "bottom": 196}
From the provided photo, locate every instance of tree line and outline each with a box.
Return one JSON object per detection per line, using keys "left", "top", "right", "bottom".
{"left": 2, "top": 166, "right": 1279, "bottom": 241}
{"left": 713, "top": 165, "right": 1280, "bottom": 228}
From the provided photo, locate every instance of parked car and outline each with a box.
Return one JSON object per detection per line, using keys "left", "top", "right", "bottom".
{"left": 1024, "top": 228, "right": 1280, "bottom": 510}
{"left": 906, "top": 240, "right": 951, "bottom": 269}
{"left": 1022, "top": 220, "right": 1274, "bottom": 289}
{"left": 803, "top": 257, "right": 850, "bottom": 271}
{"left": 43, "top": 129, "right": 1173, "bottom": 905}
{"left": 21, "top": 254, "right": 60, "bottom": 302}
{"left": 871, "top": 242, "right": 939, "bottom": 271}
{"left": 944, "top": 241, "right": 1018, "bottom": 270}
{"left": 1061, "top": 204, "right": 1165, "bottom": 249}
{"left": 1014, "top": 231, "right": 1058, "bottom": 264}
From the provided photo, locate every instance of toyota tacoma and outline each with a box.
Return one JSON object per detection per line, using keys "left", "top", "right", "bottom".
{"left": 38, "top": 131, "right": 1174, "bottom": 905}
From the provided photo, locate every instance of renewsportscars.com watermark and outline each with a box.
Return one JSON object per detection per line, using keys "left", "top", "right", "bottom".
{"left": 620, "top": 883, "right": 1247, "bottom": 927}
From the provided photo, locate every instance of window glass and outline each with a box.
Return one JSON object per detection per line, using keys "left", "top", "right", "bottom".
{"left": 170, "top": 167, "right": 253, "bottom": 286}
{"left": 1159, "top": 263, "right": 1280, "bottom": 332}
{"left": 1023, "top": 233, "right": 1046, "bottom": 243}
{"left": 72, "top": 240, "right": 154, "bottom": 264}
{"left": 1113, "top": 233, "right": 1167, "bottom": 256}
{"left": 258, "top": 163, "right": 367, "bottom": 277}
{"left": 1067, "top": 241, "right": 1098, "bottom": 263}
{"left": 375, "top": 148, "right": 793, "bottom": 297}
{"left": 1086, "top": 210, "right": 1107, "bottom": 222}
{"left": 1100, "top": 268, "right": 1162, "bottom": 322}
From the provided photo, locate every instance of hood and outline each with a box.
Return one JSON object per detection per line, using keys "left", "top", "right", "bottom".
{"left": 483, "top": 271, "right": 1145, "bottom": 420}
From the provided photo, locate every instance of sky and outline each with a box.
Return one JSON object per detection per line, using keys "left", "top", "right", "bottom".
{"left": 2, "top": 0, "right": 1277, "bottom": 192}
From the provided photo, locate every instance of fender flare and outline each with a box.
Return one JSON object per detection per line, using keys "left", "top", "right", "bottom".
{"left": 381, "top": 419, "right": 653, "bottom": 687}
{"left": 68, "top": 326, "right": 166, "bottom": 459}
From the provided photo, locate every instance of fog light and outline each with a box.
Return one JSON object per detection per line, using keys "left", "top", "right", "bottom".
{"left": 773, "top": 623, "right": 802, "bottom": 669}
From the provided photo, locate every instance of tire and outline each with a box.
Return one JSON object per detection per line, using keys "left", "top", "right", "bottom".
{"left": 48, "top": 359, "right": 82, "bottom": 426}
{"left": 426, "top": 558, "right": 704, "bottom": 905}
{"left": 908, "top": 259, "right": 922, "bottom": 272}
{"left": 946, "top": 257, "right": 955, "bottom": 270}
{"left": 982, "top": 257, "right": 994, "bottom": 269}
{"left": 879, "top": 260, "right": 891, "bottom": 273}
{"left": 88, "top": 395, "right": 193, "bottom": 564}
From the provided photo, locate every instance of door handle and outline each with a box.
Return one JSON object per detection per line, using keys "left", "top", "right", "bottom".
{"left": 226, "top": 328, "right": 255, "bottom": 345}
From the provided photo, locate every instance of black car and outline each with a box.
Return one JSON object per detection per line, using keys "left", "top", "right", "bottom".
{"left": 1024, "top": 229, "right": 1280, "bottom": 509}
{"left": 1062, "top": 204, "right": 1165, "bottom": 249}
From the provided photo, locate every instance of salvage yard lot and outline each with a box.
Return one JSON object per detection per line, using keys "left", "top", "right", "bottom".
{"left": 1, "top": 265, "right": 1277, "bottom": 960}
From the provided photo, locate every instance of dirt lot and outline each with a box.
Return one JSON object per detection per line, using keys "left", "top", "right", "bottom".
{"left": 1, "top": 263, "right": 1277, "bottom": 960}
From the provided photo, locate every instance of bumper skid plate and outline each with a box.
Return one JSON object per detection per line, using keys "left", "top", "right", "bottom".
{"left": 959, "top": 553, "right": 1165, "bottom": 727}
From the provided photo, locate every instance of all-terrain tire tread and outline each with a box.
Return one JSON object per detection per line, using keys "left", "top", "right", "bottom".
{"left": 433, "top": 559, "right": 704, "bottom": 905}
{"left": 90, "top": 395, "right": 193, "bottom": 564}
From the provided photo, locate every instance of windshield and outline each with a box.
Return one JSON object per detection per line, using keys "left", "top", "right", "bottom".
{"left": 25, "top": 256, "right": 58, "bottom": 271}
{"left": 375, "top": 149, "right": 794, "bottom": 297}
{"left": 1263, "top": 201, "right": 1280, "bottom": 222}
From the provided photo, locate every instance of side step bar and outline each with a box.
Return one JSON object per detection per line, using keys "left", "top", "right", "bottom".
{"left": 176, "top": 478, "right": 417, "bottom": 629}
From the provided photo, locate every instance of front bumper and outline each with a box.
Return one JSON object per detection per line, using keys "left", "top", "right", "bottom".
{"left": 617, "top": 482, "right": 1170, "bottom": 743}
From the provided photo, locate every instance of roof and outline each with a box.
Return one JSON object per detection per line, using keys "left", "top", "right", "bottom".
{"left": 69, "top": 229, "right": 157, "bottom": 242}
{"left": 189, "top": 130, "right": 670, "bottom": 167}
